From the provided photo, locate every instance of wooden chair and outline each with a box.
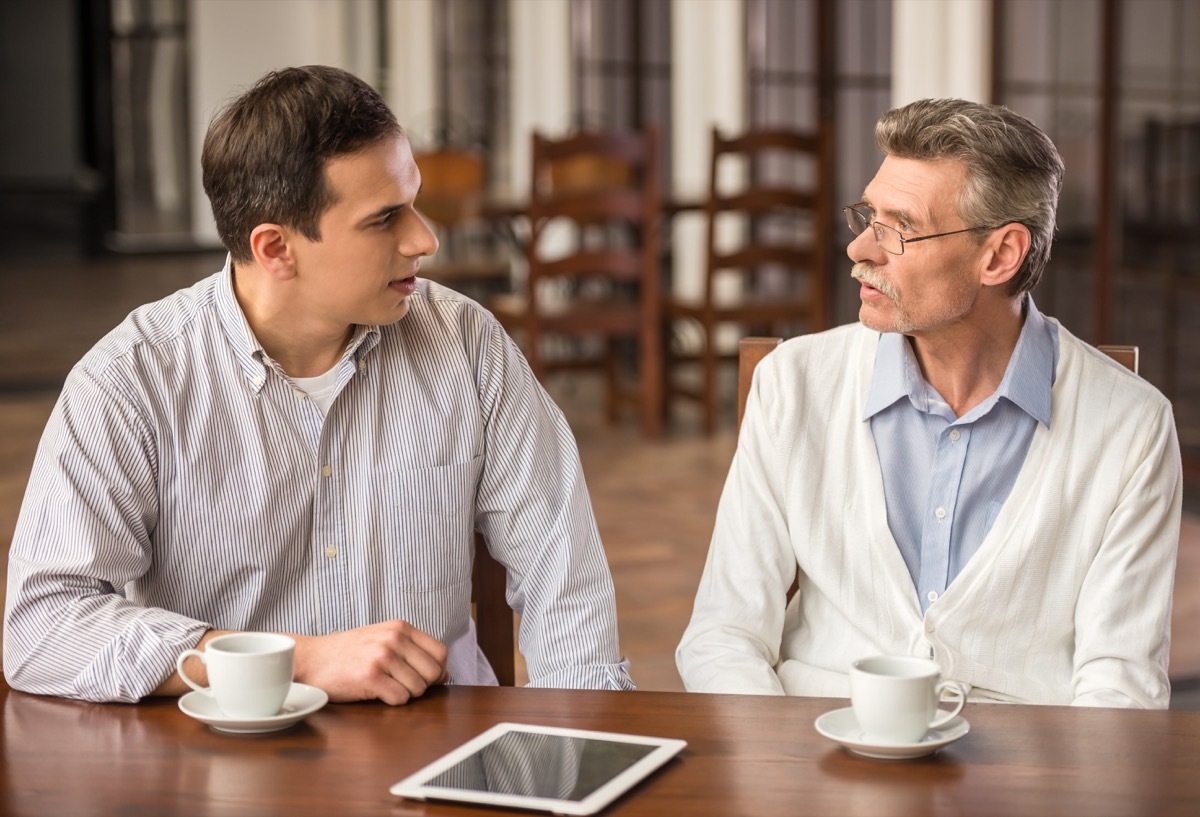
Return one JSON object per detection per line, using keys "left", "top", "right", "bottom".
{"left": 413, "top": 147, "right": 511, "bottom": 300}
{"left": 492, "top": 129, "right": 663, "bottom": 438}
{"left": 667, "top": 126, "right": 833, "bottom": 435}
{"left": 472, "top": 532, "right": 515, "bottom": 686}
{"left": 414, "top": 147, "right": 487, "bottom": 227}
{"left": 736, "top": 338, "right": 1141, "bottom": 431}
{"left": 737, "top": 336, "right": 783, "bottom": 429}
{"left": 1098, "top": 344, "right": 1139, "bottom": 375}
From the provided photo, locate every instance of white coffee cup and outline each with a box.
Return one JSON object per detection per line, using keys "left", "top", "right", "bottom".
{"left": 176, "top": 632, "right": 295, "bottom": 718}
{"left": 850, "top": 655, "right": 968, "bottom": 744}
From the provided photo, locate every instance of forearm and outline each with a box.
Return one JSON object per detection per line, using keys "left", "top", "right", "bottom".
{"left": 676, "top": 627, "right": 788, "bottom": 695}
{"left": 149, "top": 628, "right": 233, "bottom": 696}
{"left": 5, "top": 492, "right": 207, "bottom": 700}
{"left": 677, "top": 548, "right": 793, "bottom": 694}
{"left": 677, "top": 380, "right": 794, "bottom": 696}
{"left": 518, "top": 557, "right": 633, "bottom": 690}
{"left": 505, "top": 479, "right": 633, "bottom": 690}
{"left": 1071, "top": 402, "right": 1181, "bottom": 709}
{"left": 3, "top": 371, "right": 202, "bottom": 701}
{"left": 4, "top": 585, "right": 210, "bottom": 702}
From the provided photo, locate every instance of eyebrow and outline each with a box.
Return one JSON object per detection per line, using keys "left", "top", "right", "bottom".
{"left": 861, "top": 196, "right": 923, "bottom": 230}
{"left": 362, "top": 204, "right": 404, "bottom": 224}
{"left": 359, "top": 183, "right": 423, "bottom": 226}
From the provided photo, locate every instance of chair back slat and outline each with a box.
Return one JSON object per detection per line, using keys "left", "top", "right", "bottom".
{"left": 713, "top": 187, "right": 818, "bottom": 214}
{"left": 1098, "top": 344, "right": 1139, "bottom": 374}
{"left": 714, "top": 245, "right": 814, "bottom": 273}
{"left": 491, "top": 127, "right": 663, "bottom": 438}
{"left": 665, "top": 123, "right": 833, "bottom": 434}
{"left": 534, "top": 249, "right": 644, "bottom": 282}
{"left": 531, "top": 188, "right": 650, "bottom": 223}
{"left": 413, "top": 148, "right": 487, "bottom": 226}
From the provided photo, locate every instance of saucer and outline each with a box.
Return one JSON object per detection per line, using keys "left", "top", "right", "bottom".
{"left": 179, "top": 682, "right": 329, "bottom": 734}
{"left": 814, "top": 707, "right": 969, "bottom": 760}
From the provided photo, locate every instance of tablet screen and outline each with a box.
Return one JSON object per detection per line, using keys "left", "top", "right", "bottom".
{"left": 390, "top": 722, "right": 687, "bottom": 816}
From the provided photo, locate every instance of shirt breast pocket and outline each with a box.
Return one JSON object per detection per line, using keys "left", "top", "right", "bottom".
{"left": 385, "top": 456, "right": 482, "bottom": 591}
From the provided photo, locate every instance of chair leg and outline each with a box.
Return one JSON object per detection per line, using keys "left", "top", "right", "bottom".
{"left": 661, "top": 319, "right": 678, "bottom": 429}
{"left": 605, "top": 338, "right": 620, "bottom": 424}
{"left": 701, "top": 325, "right": 717, "bottom": 435}
{"left": 472, "top": 532, "right": 515, "bottom": 686}
{"left": 641, "top": 322, "right": 663, "bottom": 439}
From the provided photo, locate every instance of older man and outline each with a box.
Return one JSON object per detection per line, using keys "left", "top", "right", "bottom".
{"left": 677, "top": 98, "right": 1181, "bottom": 708}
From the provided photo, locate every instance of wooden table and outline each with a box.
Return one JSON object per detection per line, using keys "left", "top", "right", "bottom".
{"left": 3, "top": 678, "right": 1198, "bottom": 817}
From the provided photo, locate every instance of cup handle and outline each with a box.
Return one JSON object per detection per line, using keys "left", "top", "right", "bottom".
{"left": 176, "top": 649, "right": 209, "bottom": 695}
{"left": 930, "top": 680, "right": 968, "bottom": 728}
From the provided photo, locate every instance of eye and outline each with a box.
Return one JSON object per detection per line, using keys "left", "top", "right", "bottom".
{"left": 374, "top": 210, "right": 399, "bottom": 228}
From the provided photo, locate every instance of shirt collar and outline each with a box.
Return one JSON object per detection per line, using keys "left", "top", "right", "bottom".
{"left": 862, "top": 296, "right": 1056, "bottom": 427}
{"left": 214, "top": 256, "right": 270, "bottom": 391}
{"left": 993, "top": 296, "right": 1055, "bottom": 428}
{"left": 215, "top": 255, "right": 382, "bottom": 391}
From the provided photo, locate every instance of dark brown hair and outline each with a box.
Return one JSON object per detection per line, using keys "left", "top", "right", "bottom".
{"left": 201, "top": 65, "right": 403, "bottom": 262}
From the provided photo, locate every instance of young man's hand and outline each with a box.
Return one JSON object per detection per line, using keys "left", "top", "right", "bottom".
{"left": 292, "top": 621, "right": 449, "bottom": 705}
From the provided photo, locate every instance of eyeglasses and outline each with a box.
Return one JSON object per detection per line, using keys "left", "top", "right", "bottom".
{"left": 844, "top": 203, "right": 984, "bottom": 256}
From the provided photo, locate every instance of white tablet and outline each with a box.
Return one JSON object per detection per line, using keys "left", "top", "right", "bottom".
{"left": 389, "top": 722, "right": 687, "bottom": 815}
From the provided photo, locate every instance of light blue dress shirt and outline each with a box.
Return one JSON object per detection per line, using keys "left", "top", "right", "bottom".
{"left": 864, "top": 297, "right": 1060, "bottom": 613}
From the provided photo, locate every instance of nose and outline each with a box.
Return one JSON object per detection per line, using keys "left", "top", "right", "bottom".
{"left": 847, "top": 224, "right": 885, "bottom": 266}
{"left": 401, "top": 209, "right": 440, "bottom": 258}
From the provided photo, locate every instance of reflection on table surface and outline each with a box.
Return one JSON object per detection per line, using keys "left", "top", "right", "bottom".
{"left": 3, "top": 677, "right": 1199, "bottom": 817}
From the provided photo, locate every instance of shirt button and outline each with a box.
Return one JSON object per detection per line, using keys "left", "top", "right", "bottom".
{"left": 292, "top": 388, "right": 306, "bottom": 400}
{"left": 321, "top": 464, "right": 332, "bottom": 477}
{"left": 926, "top": 621, "right": 935, "bottom": 633}
{"left": 949, "top": 429, "right": 961, "bottom": 442}
{"left": 325, "top": 546, "right": 337, "bottom": 559}
{"left": 935, "top": 507, "right": 947, "bottom": 520}
{"left": 927, "top": 590, "right": 939, "bottom": 602}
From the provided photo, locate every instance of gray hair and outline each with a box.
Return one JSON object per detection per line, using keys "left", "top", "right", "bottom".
{"left": 875, "top": 98, "right": 1064, "bottom": 296}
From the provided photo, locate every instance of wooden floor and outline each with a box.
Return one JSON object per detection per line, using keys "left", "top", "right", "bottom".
{"left": 1, "top": 252, "right": 1197, "bottom": 706}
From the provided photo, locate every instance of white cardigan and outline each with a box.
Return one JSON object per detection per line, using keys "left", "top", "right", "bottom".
{"left": 677, "top": 320, "right": 1182, "bottom": 707}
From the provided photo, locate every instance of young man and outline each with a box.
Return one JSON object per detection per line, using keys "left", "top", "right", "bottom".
{"left": 5, "top": 65, "right": 633, "bottom": 703}
{"left": 677, "top": 98, "right": 1182, "bottom": 708}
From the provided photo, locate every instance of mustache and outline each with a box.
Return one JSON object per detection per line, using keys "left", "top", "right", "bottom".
{"left": 851, "top": 263, "right": 899, "bottom": 300}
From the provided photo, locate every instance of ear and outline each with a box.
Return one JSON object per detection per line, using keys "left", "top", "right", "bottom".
{"left": 980, "top": 222, "right": 1030, "bottom": 288}
{"left": 248, "top": 223, "right": 298, "bottom": 281}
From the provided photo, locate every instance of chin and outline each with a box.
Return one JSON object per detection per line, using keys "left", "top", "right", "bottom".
{"left": 859, "top": 303, "right": 913, "bottom": 335}
{"left": 362, "top": 300, "right": 410, "bottom": 327}
{"left": 388, "top": 300, "right": 411, "bottom": 323}
{"left": 859, "top": 307, "right": 889, "bottom": 333}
